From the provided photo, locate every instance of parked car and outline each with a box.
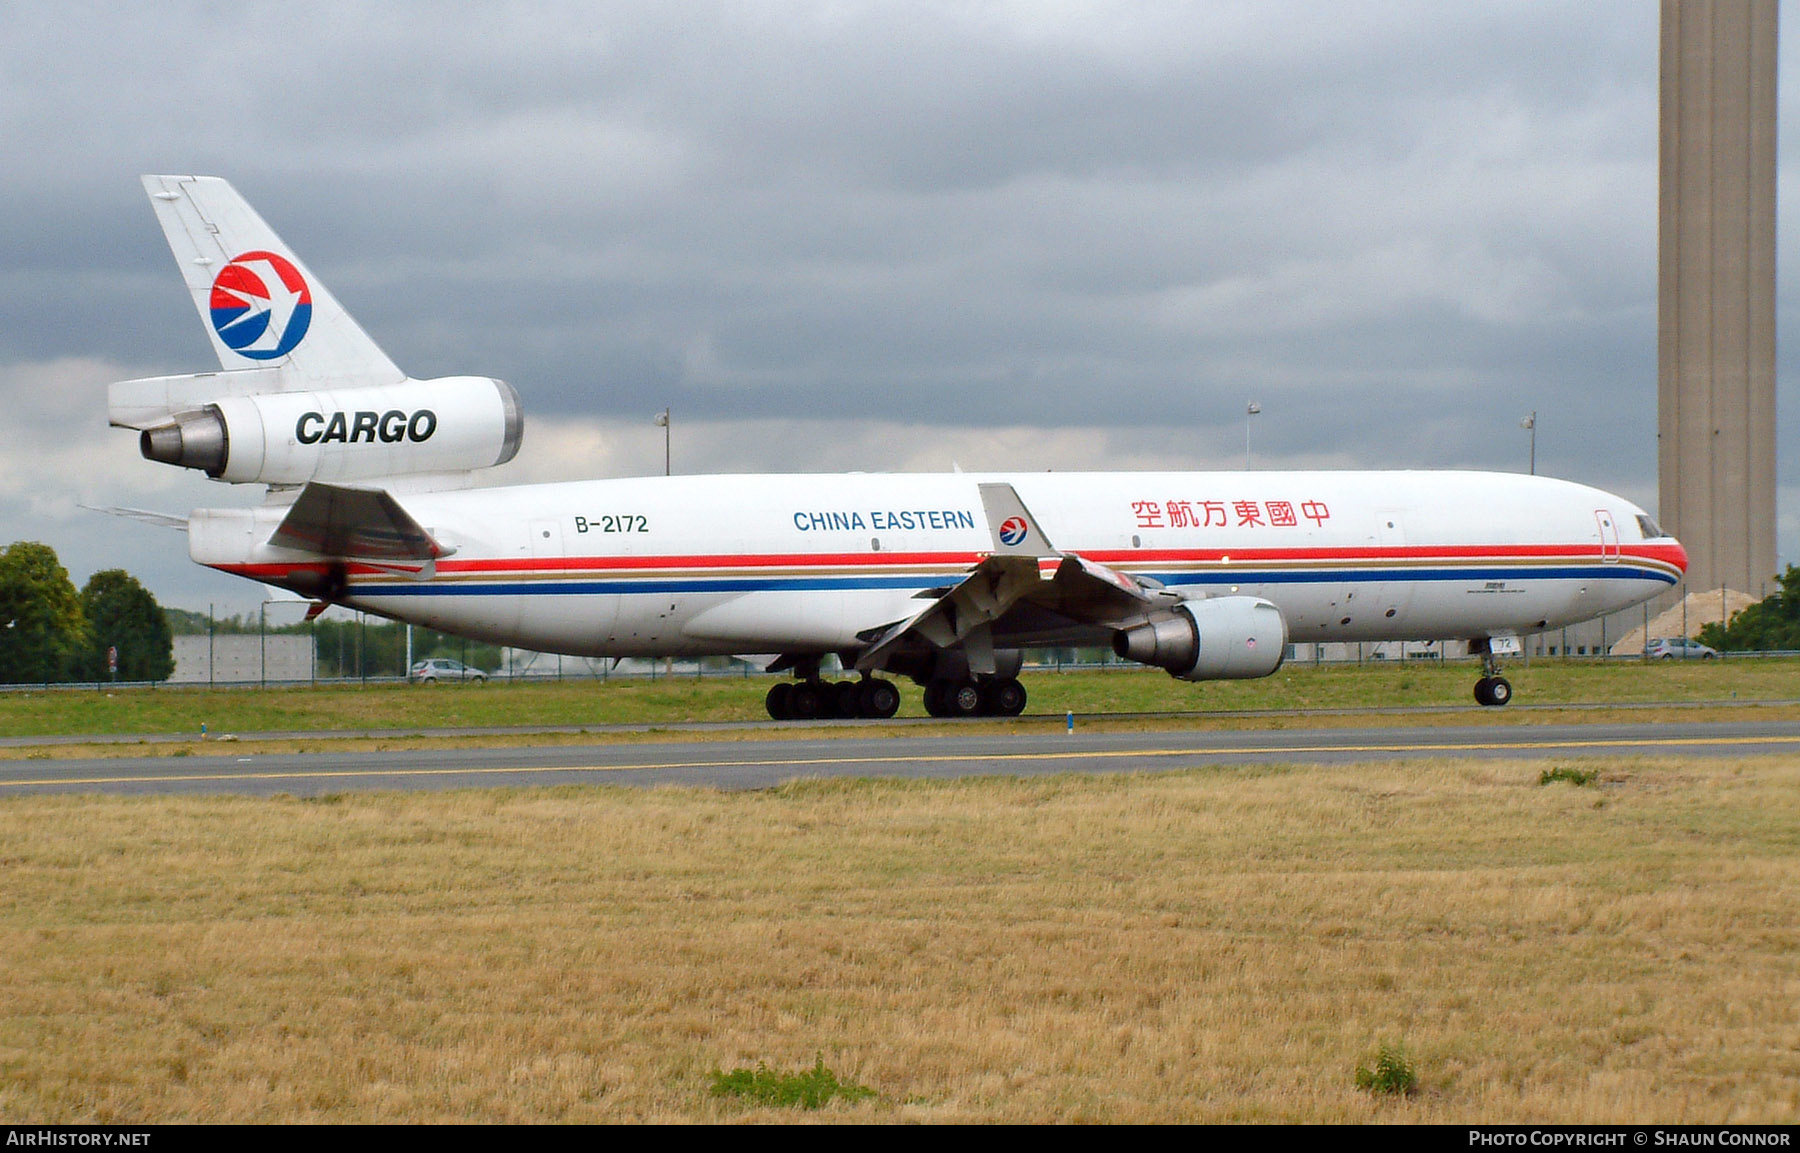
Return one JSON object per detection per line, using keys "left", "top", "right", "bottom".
{"left": 409, "top": 658, "right": 488, "bottom": 684}
{"left": 1645, "top": 638, "right": 1717, "bottom": 660}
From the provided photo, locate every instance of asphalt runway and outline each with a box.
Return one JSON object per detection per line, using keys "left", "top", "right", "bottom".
{"left": 2, "top": 719, "right": 1798, "bottom": 797}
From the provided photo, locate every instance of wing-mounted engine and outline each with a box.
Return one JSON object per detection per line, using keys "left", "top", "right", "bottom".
{"left": 1112, "top": 595, "right": 1288, "bottom": 681}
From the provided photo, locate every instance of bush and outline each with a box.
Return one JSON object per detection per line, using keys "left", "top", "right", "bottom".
{"left": 1539, "top": 766, "right": 1598, "bottom": 787}
{"left": 1355, "top": 1042, "right": 1418, "bottom": 1097}
{"left": 710, "top": 1055, "right": 876, "bottom": 1110}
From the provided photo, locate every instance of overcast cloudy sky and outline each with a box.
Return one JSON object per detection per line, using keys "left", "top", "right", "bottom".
{"left": 1, "top": 1, "right": 1796, "bottom": 614}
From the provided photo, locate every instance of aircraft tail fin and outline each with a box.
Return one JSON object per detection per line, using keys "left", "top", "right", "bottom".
{"left": 141, "top": 175, "right": 404, "bottom": 388}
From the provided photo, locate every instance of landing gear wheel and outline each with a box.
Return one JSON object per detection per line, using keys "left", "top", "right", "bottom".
{"left": 857, "top": 678, "right": 901, "bottom": 719}
{"left": 832, "top": 680, "right": 863, "bottom": 718}
{"left": 788, "top": 682, "right": 825, "bottom": 720}
{"left": 1473, "top": 642, "right": 1515, "bottom": 708}
{"left": 922, "top": 680, "right": 950, "bottom": 718}
{"left": 1473, "top": 676, "right": 1513, "bottom": 707}
{"left": 981, "top": 677, "right": 1028, "bottom": 717}
{"left": 946, "top": 679, "right": 984, "bottom": 718}
{"left": 765, "top": 681, "right": 793, "bottom": 720}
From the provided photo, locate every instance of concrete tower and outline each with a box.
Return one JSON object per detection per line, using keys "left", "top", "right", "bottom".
{"left": 1658, "top": 0, "right": 1779, "bottom": 597}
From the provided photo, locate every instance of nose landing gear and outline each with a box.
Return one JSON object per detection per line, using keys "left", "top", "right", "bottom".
{"left": 1472, "top": 644, "right": 1513, "bottom": 707}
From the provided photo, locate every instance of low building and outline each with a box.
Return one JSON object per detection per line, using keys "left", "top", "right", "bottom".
{"left": 171, "top": 634, "right": 315, "bottom": 684}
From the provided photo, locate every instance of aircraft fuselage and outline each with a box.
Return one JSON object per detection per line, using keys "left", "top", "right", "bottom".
{"left": 193, "top": 468, "right": 1682, "bottom": 659}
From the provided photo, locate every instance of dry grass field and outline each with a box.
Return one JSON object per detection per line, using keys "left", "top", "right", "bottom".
{"left": 1, "top": 755, "right": 1796, "bottom": 1122}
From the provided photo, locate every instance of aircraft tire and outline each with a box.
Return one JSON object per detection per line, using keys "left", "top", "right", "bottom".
{"left": 858, "top": 679, "right": 901, "bottom": 719}
{"left": 765, "top": 681, "right": 793, "bottom": 720}
{"left": 832, "top": 680, "right": 862, "bottom": 718}
{"left": 922, "top": 681, "right": 950, "bottom": 717}
{"left": 789, "top": 682, "right": 825, "bottom": 720}
{"left": 1474, "top": 676, "right": 1514, "bottom": 707}
{"left": 946, "top": 679, "right": 984, "bottom": 718}
{"left": 982, "top": 677, "right": 1028, "bottom": 716}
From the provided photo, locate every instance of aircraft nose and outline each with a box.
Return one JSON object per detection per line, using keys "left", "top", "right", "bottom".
{"left": 1669, "top": 536, "right": 1689, "bottom": 574}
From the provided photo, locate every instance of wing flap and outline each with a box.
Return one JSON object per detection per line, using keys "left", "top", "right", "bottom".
{"left": 853, "top": 483, "right": 1058, "bottom": 671}
{"left": 852, "top": 483, "right": 1186, "bottom": 671}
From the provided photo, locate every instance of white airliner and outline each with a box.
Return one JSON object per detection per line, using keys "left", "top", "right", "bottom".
{"left": 108, "top": 176, "right": 1686, "bottom": 718}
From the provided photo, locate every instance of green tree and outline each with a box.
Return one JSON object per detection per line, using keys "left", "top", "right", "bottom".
{"left": 79, "top": 570, "right": 174, "bottom": 682}
{"left": 1698, "top": 565, "right": 1800, "bottom": 652}
{"left": 0, "top": 542, "right": 88, "bottom": 684}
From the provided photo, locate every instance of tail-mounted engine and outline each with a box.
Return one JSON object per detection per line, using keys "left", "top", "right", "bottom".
{"left": 115, "top": 375, "right": 523, "bottom": 485}
{"left": 1112, "top": 595, "right": 1288, "bottom": 681}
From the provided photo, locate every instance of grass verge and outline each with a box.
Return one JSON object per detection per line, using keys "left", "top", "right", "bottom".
{"left": 2, "top": 658, "right": 1797, "bottom": 740}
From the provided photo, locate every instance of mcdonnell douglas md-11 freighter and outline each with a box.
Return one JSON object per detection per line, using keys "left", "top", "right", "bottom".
{"left": 107, "top": 176, "right": 1686, "bottom": 718}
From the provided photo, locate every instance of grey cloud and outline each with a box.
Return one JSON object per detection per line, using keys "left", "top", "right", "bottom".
{"left": 0, "top": 1, "right": 1794, "bottom": 612}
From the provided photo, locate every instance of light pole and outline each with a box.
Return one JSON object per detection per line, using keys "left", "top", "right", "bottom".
{"left": 655, "top": 408, "right": 671, "bottom": 476}
{"left": 1245, "top": 402, "right": 1261, "bottom": 469}
{"left": 1521, "top": 411, "right": 1536, "bottom": 475}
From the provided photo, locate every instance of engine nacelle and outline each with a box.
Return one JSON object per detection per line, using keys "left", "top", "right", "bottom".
{"left": 1112, "top": 595, "right": 1287, "bottom": 681}
{"left": 138, "top": 376, "right": 523, "bottom": 485}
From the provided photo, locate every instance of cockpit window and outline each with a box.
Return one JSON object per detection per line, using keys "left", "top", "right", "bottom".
{"left": 1636, "top": 514, "right": 1665, "bottom": 539}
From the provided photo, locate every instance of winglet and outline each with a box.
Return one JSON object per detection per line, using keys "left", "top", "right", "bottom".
{"left": 978, "top": 483, "right": 1058, "bottom": 558}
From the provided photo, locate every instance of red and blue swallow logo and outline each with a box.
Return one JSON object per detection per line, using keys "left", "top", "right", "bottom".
{"left": 998, "top": 516, "right": 1029, "bottom": 547}
{"left": 209, "top": 250, "right": 312, "bottom": 360}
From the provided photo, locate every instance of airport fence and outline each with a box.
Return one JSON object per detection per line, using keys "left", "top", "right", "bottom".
{"left": 3, "top": 646, "right": 1798, "bottom": 693}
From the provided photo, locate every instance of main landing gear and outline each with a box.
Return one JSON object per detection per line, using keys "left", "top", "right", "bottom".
{"left": 765, "top": 676, "right": 902, "bottom": 721}
{"left": 762, "top": 674, "right": 1028, "bottom": 720}
{"left": 921, "top": 675, "right": 1028, "bottom": 718}
{"left": 1473, "top": 648, "right": 1513, "bottom": 708}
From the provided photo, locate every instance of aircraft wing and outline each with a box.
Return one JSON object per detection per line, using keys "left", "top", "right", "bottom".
{"left": 854, "top": 483, "right": 1169, "bottom": 673}
{"left": 268, "top": 482, "right": 449, "bottom": 574}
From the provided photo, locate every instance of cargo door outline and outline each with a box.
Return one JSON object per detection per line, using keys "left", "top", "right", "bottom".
{"left": 1595, "top": 510, "right": 1619, "bottom": 563}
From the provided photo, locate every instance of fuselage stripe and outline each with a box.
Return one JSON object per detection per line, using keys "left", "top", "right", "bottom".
{"left": 221, "top": 563, "right": 1680, "bottom": 598}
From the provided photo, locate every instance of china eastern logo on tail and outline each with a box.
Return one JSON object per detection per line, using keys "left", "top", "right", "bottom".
{"left": 998, "top": 516, "right": 1029, "bottom": 547}
{"left": 209, "top": 251, "right": 312, "bottom": 360}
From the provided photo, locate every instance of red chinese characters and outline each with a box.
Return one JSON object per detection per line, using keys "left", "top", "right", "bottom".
{"left": 1128, "top": 498, "right": 1331, "bottom": 529}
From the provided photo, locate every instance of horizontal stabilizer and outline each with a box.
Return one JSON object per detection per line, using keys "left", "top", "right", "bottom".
{"left": 268, "top": 482, "right": 449, "bottom": 563}
{"left": 108, "top": 368, "right": 284, "bottom": 430}
{"left": 79, "top": 504, "right": 190, "bottom": 531}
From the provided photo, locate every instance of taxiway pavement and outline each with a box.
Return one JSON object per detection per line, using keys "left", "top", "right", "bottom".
{"left": 2, "top": 719, "right": 1796, "bottom": 797}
